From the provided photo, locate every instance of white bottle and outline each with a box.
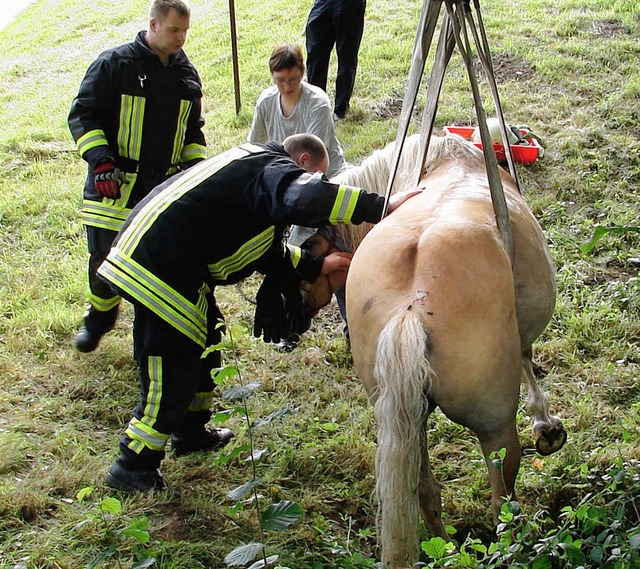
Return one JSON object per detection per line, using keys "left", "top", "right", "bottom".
{"left": 473, "top": 117, "right": 518, "bottom": 145}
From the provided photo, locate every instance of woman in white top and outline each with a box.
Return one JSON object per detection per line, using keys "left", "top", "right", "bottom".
{"left": 248, "top": 43, "right": 347, "bottom": 179}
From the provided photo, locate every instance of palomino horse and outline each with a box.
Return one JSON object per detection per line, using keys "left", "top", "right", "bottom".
{"left": 298, "top": 134, "right": 567, "bottom": 569}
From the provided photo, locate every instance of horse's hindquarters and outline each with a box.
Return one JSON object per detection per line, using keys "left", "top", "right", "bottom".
{"left": 347, "top": 210, "right": 523, "bottom": 408}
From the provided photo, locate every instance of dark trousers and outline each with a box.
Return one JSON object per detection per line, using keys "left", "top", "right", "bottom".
{"left": 305, "top": 0, "right": 366, "bottom": 117}
{"left": 117, "top": 295, "right": 223, "bottom": 471}
{"left": 84, "top": 226, "right": 121, "bottom": 331}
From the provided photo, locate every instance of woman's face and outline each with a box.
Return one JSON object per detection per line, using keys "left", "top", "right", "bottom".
{"left": 272, "top": 67, "right": 304, "bottom": 97}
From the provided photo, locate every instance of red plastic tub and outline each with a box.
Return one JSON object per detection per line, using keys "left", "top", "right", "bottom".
{"left": 443, "top": 125, "right": 542, "bottom": 164}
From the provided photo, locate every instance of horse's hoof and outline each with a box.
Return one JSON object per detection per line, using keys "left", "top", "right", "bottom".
{"left": 533, "top": 417, "right": 567, "bottom": 456}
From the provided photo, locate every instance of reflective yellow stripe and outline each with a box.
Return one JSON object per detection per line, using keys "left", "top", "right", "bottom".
{"left": 187, "top": 391, "right": 214, "bottom": 412}
{"left": 98, "top": 253, "right": 208, "bottom": 347}
{"left": 125, "top": 418, "right": 169, "bottom": 452}
{"left": 287, "top": 244, "right": 302, "bottom": 268}
{"left": 195, "top": 282, "right": 209, "bottom": 317}
{"left": 142, "top": 356, "right": 163, "bottom": 429}
{"left": 125, "top": 350, "right": 165, "bottom": 456}
{"left": 114, "top": 172, "right": 137, "bottom": 208}
{"left": 126, "top": 359, "right": 165, "bottom": 449}
{"left": 81, "top": 199, "right": 130, "bottom": 232}
{"left": 118, "top": 94, "right": 145, "bottom": 160}
{"left": 181, "top": 142, "right": 207, "bottom": 163}
{"left": 208, "top": 226, "right": 275, "bottom": 281}
{"left": 329, "top": 184, "right": 361, "bottom": 224}
{"left": 171, "top": 100, "right": 192, "bottom": 165}
{"left": 88, "top": 291, "right": 121, "bottom": 312}
{"left": 77, "top": 129, "right": 108, "bottom": 156}
{"left": 118, "top": 145, "right": 260, "bottom": 256}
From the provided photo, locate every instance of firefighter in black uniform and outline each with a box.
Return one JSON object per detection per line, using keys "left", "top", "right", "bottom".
{"left": 96, "top": 134, "right": 421, "bottom": 493}
{"left": 68, "top": 0, "right": 207, "bottom": 353}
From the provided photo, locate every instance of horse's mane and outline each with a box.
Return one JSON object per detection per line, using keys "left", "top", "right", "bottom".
{"left": 332, "top": 134, "right": 482, "bottom": 252}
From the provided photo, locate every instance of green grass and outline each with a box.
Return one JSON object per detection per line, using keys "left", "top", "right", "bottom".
{"left": 1, "top": 0, "right": 640, "bottom": 567}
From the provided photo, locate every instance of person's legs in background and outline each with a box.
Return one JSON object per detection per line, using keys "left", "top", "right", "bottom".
{"left": 305, "top": 0, "right": 335, "bottom": 94}
{"left": 75, "top": 227, "right": 121, "bottom": 352}
{"left": 334, "top": 285, "right": 349, "bottom": 341}
{"left": 334, "top": 0, "right": 366, "bottom": 118}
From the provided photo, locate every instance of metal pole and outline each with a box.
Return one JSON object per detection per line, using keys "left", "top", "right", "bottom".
{"left": 229, "top": 0, "right": 241, "bottom": 114}
{"left": 381, "top": 0, "right": 442, "bottom": 218}
{"left": 445, "top": 0, "right": 514, "bottom": 265}
{"left": 415, "top": 13, "right": 456, "bottom": 186}
{"left": 467, "top": 0, "right": 521, "bottom": 193}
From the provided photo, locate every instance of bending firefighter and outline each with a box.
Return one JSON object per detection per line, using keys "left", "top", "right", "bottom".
{"left": 96, "top": 134, "right": 420, "bottom": 493}
{"left": 68, "top": 0, "right": 207, "bottom": 352}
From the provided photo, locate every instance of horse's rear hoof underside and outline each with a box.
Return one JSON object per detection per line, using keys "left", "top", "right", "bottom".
{"left": 534, "top": 417, "right": 567, "bottom": 456}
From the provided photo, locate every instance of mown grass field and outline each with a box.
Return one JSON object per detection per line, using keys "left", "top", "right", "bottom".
{"left": 0, "top": 0, "right": 639, "bottom": 567}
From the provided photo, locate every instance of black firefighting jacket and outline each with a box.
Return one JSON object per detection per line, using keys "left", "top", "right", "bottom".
{"left": 98, "top": 143, "right": 384, "bottom": 347}
{"left": 68, "top": 30, "right": 207, "bottom": 234}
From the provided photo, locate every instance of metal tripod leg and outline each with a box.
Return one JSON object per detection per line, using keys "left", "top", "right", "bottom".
{"left": 466, "top": 0, "right": 521, "bottom": 192}
{"left": 444, "top": 0, "right": 514, "bottom": 264}
{"left": 382, "top": 0, "right": 515, "bottom": 266}
{"left": 382, "top": 0, "right": 443, "bottom": 216}
{"left": 415, "top": 12, "right": 456, "bottom": 185}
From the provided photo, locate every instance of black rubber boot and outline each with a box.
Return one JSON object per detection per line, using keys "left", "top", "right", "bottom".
{"left": 74, "top": 305, "right": 119, "bottom": 352}
{"left": 105, "top": 460, "right": 178, "bottom": 496}
{"left": 171, "top": 427, "right": 235, "bottom": 457}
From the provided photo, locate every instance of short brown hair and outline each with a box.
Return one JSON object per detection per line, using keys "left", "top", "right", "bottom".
{"left": 149, "top": 0, "right": 191, "bottom": 21}
{"left": 268, "top": 43, "right": 305, "bottom": 74}
{"left": 283, "top": 133, "right": 328, "bottom": 166}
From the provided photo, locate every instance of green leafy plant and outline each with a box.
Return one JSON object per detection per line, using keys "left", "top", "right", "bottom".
{"left": 579, "top": 225, "right": 640, "bottom": 254}
{"left": 75, "top": 486, "right": 156, "bottom": 569}
{"left": 418, "top": 456, "right": 640, "bottom": 568}
{"left": 204, "top": 327, "right": 305, "bottom": 568}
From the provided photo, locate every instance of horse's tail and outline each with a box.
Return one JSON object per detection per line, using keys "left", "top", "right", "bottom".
{"left": 373, "top": 311, "right": 435, "bottom": 568}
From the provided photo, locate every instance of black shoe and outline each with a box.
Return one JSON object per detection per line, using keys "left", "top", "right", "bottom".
{"left": 105, "top": 461, "right": 178, "bottom": 496}
{"left": 74, "top": 306, "right": 119, "bottom": 353}
{"left": 171, "top": 427, "right": 235, "bottom": 457}
{"left": 74, "top": 325, "right": 103, "bottom": 353}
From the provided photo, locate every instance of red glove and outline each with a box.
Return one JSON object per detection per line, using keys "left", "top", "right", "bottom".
{"left": 94, "top": 162, "right": 126, "bottom": 199}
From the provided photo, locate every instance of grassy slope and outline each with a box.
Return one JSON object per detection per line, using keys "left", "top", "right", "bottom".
{"left": 0, "top": 0, "right": 639, "bottom": 567}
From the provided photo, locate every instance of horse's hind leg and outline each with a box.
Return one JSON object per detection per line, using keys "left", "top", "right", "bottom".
{"left": 477, "top": 424, "right": 521, "bottom": 520}
{"left": 418, "top": 419, "right": 448, "bottom": 539}
{"left": 522, "top": 348, "right": 567, "bottom": 455}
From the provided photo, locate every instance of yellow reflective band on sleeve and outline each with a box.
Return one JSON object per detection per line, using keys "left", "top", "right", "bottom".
{"left": 118, "top": 94, "right": 145, "bottom": 160}
{"left": 171, "top": 100, "right": 192, "bottom": 165}
{"left": 81, "top": 199, "right": 131, "bottom": 232}
{"left": 187, "top": 391, "right": 214, "bottom": 413}
{"left": 77, "top": 129, "right": 109, "bottom": 156}
{"left": 287, "top": 244, "right": 302, "bottom": 268}
{"left": 87, "top": 291, "right": 121, "bottom": 312}
{"left": 118, "top": 145, "right": 259, "bottom": 257}
{"left": 329, "top": 185, "right": 361, "bottom": 224}
{"left": 181, "top": 143, "right": 207, "bottom": 163}
{"left": 207, "top": 226, "right": 275, "bottom": 281}
{"left": 98, "top": 252, "right": 208, "bottom": 347}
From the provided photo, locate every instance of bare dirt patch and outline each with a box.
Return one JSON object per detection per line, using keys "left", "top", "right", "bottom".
{"left": 590, "top": 19, "right": 632, "bottom": 37}
{"left": 474, "top": 53, "right": 535, "bottom": 82}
